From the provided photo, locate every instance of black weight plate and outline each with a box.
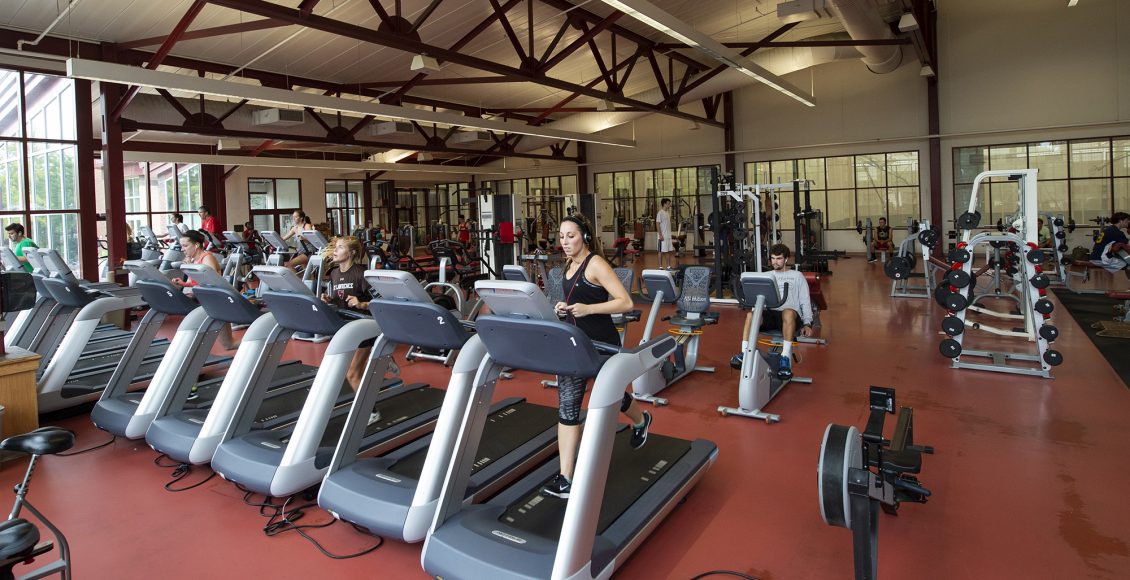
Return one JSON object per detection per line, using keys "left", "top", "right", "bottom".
{"left": 1026, "top": 249, "right": 1045, "bottom": 264}
{"left": 946, "top": 269, "right": 971, "bottom": 288}
{"left": 948, "top": 247, "right": 971, "bottom": 264}
{"left": 1054, "top": 230, "right": 1065, "bottom": 239}
{"left": 918, "top": 229, "right": 940, "bottom": 248}
{"left": 884, "top": 256, "right": 910, "bottom": 280}
{"left": 945, "top": 291, "right": 969, "bottom": 311}
{"left": 934, "top": 284, "right": 951, "bottom": 308}
{"left": 939, "top": 338, "right": 962, "bottom": 358}
{"left": 1039, "top": 325, "right": 1059, "bottom": 342}
{"left": 941, "top": 316, "right": 965, "bottom": 336}
{"left": 1029, "top": 273, "right": 1050, "bottom": 289}
{"left": 1043, "top": 349, "right": 1063, "bottom": 366}
{"left": 1034, "top": 298, "right": 1054, "bottom": 314}
{"left": 956, "top": 211, "right": 981, "bottom": 230}
{"left": 1053, "top": 218, "right": 1064, "bottom": 227}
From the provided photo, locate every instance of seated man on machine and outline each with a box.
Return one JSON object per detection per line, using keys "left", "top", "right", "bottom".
{"left": 1090, "top": 211, "right": 1130, "bottom": 277}
{"left": 869, "top": 217, "right": 892, "bottom": 263}
{"left": 731, "top": 243, "right": 814, "bottom": 379}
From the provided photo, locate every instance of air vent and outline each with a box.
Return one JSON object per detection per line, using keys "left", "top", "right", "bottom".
{"left": 251, "top": 108, "right": 306, "bottom": 126}
{"left": 372, "top": 121, "right": 415, "bottom": 136}
{"left": 449, "top": 130, "right": 492, "bottom": 144}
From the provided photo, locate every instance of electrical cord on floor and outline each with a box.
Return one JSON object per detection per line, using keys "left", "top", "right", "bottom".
{"left": 689, "top": 572, "right": 762, "bottom": 580}
{"left": 152, "top": 453, "right": 217, "bottom": 491}
{"left": 57, "top": 434, "right": 116, "bottom": 456}
{"left": 239, "top": 488, "right": 384, "bottom": 559}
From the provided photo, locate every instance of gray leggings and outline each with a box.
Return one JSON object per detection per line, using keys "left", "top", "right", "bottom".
{"left": 556, "top": 375, "right": 633, "bottom": 425}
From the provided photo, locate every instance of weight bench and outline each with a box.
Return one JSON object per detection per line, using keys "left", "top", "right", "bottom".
{"left": 603, "top": 237, "right": 638, "bottom": 267}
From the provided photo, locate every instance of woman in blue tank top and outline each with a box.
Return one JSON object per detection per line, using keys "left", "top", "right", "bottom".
{"left": 541, "top": 214, "right": 653, "bottom": 499}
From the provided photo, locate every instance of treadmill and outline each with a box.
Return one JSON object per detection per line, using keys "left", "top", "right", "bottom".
{"left": 318, "top": 270, "right": 559, "bottom": 542}
{"left": 209, "top": 266, "right": 444, "bottom": 498}
{"left": 1, "top": 247, "right": 51, "bottom": 350}
{"left": 422, "top": 280, "right": 718, "bottom": 580}
{"left": 143, "top": 265, "right": 328, "bottom": 464}
{"left": 90, "top": 260, "right": 243, "bottom": 439}
{"left": 34, "top": 249, "right": 175, "bottom": 412}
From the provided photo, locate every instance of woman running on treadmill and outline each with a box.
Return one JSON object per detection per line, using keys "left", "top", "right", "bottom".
{"left": 170, "top": 230, "right": 239, "bottom": 351}
{"left": 543, "top": 214, "right": 652, "bottom": 499}
{"left": 282, "top": 210, "right": 315, "bottom": 271}
{"left": 320, "top": 236, "right": 396, "bottom": 424}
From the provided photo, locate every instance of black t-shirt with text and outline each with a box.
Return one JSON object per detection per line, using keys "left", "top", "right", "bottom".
{"left": 328, "top": 264, "right": 370, "bottom": 312}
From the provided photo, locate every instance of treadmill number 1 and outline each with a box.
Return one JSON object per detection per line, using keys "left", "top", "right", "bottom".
{"left": 570, "top": 337, "right": 577, "bottom": 347}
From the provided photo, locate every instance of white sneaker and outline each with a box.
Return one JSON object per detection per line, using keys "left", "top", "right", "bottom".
{"left": 368, "top": 410, "right": 382, "bottom": 425}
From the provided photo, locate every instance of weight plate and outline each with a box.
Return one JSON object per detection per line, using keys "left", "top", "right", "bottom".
{"left": 945, "top": 291, "right": 969, "bottom": 311}
{"left": 1043, "top": 349, "right": 1064, "bottom": 366}
{"left": 941, "top": 316, "right": 965, "bottom": 336}
{"left": 1039, "top": 324, "right": 1059, "bottom": 342}
{"left": 1053, "top": 218, "right": 1064, "bottom": 227}
{"left": 1034, "top": 298, "right": 1054, "bottom": 315}
{"left": 918, "top": 229, "right": 940, "bottom": 248}
{"left": 1030, "top": 273, "right": 1050, "bottom": 289}
{"left": 948, "top": 247, "right": 971, "bottom": 264}
{"left": 956, "top": 211, "right": 981, "bottom": 230}
{"left": 1026, "top": 249, "right": 1046, "bottom": 264}
{"left": 939, "top": 338, "right": 962, "bottom": 358}
{"left": 934, "top": 284, "right": 952, "bottom": 308}
{"left": 946, "top": 269, "right": 972, "bottom": 288}
{"left": 885, "top": 256, "right": 910, "bottom": 280}
{"left": 1054, "top": 230, "right": 1066, "bottom": 239}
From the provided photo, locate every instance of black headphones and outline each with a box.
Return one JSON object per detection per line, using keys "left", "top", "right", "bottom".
{"left": 562, "top": 215, "right": 592, "bottom": 245}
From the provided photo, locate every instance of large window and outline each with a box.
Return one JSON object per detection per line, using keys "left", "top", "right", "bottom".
{"left": 0, "top": 70, "right": 82, "bottom": 272}
{"left": 114, "top": 161, "right": 203, "bottom": 240}
{"left": 248, "top": 177, "right": 301, "bottom": 234}
{"left": 745, "top": 151, "right": 920, "bottom": 230}
{"left": 954, "top": 137, "right": 1130, "bottom": 225}
{"left": 593, "top": 166, "right": 715, "bottom": 238}
{"left": 325, "top": 179, "right": 362, "bottom": 236}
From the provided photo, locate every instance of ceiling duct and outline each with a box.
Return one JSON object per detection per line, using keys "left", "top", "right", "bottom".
{"left": 826, "top": 0, "right": 903, "bottom": 74}
{"left": 372, "top": 121, "right": 415, "bottom": 136}
{"left": 251, "top": 108, "right": 305, "bottom": 126}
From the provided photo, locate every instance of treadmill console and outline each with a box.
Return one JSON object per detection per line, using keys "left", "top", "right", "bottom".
{"left": 182, "top": 263, "right": 235, "bottom": 288}
{"left": 474, "top": 280, "right": 558, "bottom": 320}
{"left": 251, "top": 265, "right": 313, "bottom": 295}
{"left": 364, "top": 269, "right": 433, "bottom": 303}
{"left": 260, "top": 231, "right": 289, "bottom": 252}
{"left": 300, "top": 230, "right": 330, "bottom": 250}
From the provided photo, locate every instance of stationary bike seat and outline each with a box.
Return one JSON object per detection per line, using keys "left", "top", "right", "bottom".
{"left": 0, "top": 427, "right": 75, "bottom": 456}
{"left": 0, "top": 519, "right": 39, "bottom": 559}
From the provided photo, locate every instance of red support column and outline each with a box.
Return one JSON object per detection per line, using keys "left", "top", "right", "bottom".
{"left": 74, "top": 79, "right": 99, "bottom": 282}
{"left": 100, "top": 80, "right": 127, "bottom": 284}
{"left": 201, "top": 164, "right": 227, "bottom": 231}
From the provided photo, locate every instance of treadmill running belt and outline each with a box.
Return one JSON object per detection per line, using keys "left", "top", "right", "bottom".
{"left": 500, "top": 430, "right": 693, "bottom": 541}
{"left": 59, "top": 352, "right": 230, "bottom": 399}
{"left": 318, "top": 384, "right": 445, "bottom": 448}
{"left": 66, "top": 342, "right": 171, "bottom": 376}
{"left": 184, "top": 361, "right": 315, "bottom": 411}
{"left": 252, "top": 378, "right": 352, "bottom": 429}
{"left": 390, "top": 401, "right": 560, "bottom": 479}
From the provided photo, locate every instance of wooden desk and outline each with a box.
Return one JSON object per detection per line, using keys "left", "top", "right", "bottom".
{"left": 0, "top": 346, "right": 40, "bottom": 440}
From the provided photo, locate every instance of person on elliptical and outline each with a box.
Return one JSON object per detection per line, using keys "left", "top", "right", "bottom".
{"left": 731, "top": 244, "right": 814, "bottom": 380}
{"left": 282, "top": 210, "right": 316, "bottom": 271}
{"left": 1090, "top": 212, "right": 1130, "bottom": 274}
{"left": 870, "top": 217, "right": 892, "bottom": 262}
{"left": 543, "top": 214, "right": 652, "bottom": 499}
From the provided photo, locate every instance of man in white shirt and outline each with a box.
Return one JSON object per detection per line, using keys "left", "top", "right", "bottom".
{"left": 732, "top": 243, "right": 814, "bottom": 379}
{"left": 656, "top": 198, "right": 674, "bottom": 269}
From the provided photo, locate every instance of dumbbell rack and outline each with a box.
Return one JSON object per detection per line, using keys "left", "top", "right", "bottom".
{"left": 938, "top": 232, "right": 1062, "bottom": 378}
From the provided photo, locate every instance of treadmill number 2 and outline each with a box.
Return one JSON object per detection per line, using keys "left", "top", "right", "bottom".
{"left": 437, "top": 316, "right": 445, "bottom": 325}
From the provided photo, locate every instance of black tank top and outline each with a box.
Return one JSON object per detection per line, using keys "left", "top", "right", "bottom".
{"left": 562, "top": 253, "right": 621, "bottom": 346}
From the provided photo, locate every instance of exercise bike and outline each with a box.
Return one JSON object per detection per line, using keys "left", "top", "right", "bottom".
{"left": 0, "top": 427, "right": 75, "bottom": 580}
{"left": 818, "top": 387, "right": 934, "bottom": 580}
{"left": 631, "top": 266, "right": 718, "bottom": 405}
{"left": 718, "top": 272, "right": 812, "bottom": 423}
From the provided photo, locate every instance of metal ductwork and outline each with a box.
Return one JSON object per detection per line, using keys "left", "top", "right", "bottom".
{"left": 827, "top": 0, "right": 903, "bottom": 74}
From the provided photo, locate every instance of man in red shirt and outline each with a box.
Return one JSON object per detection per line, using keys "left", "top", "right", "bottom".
{"left": 198, "top": 205, "right": 220, "bottom": 236}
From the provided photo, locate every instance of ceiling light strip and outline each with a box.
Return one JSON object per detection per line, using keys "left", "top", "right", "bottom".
{"left": 67, "top": 58, "right": 636, "bottom": 147}
{"left": 597, "top": 0, "right": 816, "bottom": 107}
{"left": 120, "top": 151, "right": 507, "bottom": 175}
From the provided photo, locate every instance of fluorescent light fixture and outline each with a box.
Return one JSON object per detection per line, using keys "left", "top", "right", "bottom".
{"left": 121, "top": 151, "right": 506, "bottom": 175}
{"left": 596, "top": 99, "right": 615, "bottom": 111}
{"left": 410, "top": 54, "right": 440, "bottom": 72}
{"left": 595, "top": 0, "right": 815, "bottom": 107}
{"left": 417, "top": 152, "right": 434, "bottom": 161}
{"left": 67, "top": 58, "right": 636, "bottom": 148}
{"left": 920, "top": 64, "right": 936, "bottom": 77}
{"left": 216, "top": 138, "right": 241, "bottom": 150}
{"left": 1067, "top": 0, "right": 1079, "bottom": 6}
{"left": 898, "top": 12, "right": 919, "bottom": 32}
